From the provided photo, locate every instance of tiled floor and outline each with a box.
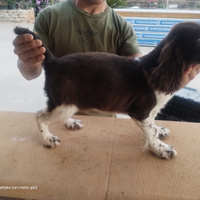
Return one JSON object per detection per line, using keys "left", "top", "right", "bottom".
{"left": 0, "top": 22, "right": 200, "bottom": 115}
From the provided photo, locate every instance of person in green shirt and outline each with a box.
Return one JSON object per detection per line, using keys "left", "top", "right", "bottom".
{"left": 13, "top": 0, "right": 142, "bottom": 81}
{"left": 12, "top": 0, "right": 200, "bottom": 116}
{"left": 12, "top": 0, "right": 143, "bottom": 117}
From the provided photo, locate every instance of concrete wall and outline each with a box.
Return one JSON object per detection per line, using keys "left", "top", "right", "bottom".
{"left": 0, "top": 9, "right": 35, "bottom": 23}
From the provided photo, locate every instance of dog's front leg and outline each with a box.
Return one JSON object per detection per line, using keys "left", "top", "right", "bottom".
{"left": 138, "top": 117, "right": 177, "bottom": 159}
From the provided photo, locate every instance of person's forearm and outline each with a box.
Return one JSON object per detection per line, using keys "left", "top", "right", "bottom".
{"left": 17, "top": 59, "right": 42, "bottom": 80}
{"left": 129, "top": 53, "right": 143, "bottom": 58}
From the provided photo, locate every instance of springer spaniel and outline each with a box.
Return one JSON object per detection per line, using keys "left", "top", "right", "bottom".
{"left": 14, "top": 21, "right": 200, "bottom": 159}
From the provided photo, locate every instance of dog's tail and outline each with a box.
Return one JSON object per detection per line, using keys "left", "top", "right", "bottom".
{"left": 14, "top": 26, "right": 54, "bottom": 61}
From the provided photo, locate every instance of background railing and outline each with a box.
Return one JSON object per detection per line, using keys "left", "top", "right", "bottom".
{"left": 126, "top": 0, "right": 200, "bottom": 9}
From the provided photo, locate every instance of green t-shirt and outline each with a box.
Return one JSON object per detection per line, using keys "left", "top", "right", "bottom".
{"left": 34, "top": 0, "right": 141, "bottom": 58}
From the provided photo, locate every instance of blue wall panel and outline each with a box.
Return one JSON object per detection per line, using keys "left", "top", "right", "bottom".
{"left": 126, "top": 19, "right": 185, "bottom": 25}
{"left": 126, "top": 18, "right": 200, "bottom": 26}
{"left": 133, "top": 25, "right": 171, "bottom": 32}
{"left": 136, "top": 33, "right": 166, "bottom": 39}
{"left": 137, "top": 39, "right": 161, "bottom": 46}
{"left": 125, "top": 17, "right": 200, "bottom": 46}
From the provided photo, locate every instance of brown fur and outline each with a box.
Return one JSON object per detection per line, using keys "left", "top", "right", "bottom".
{"left": 146, "top": 22, "right": 200, "bottom": 94}
{"left": 14, "top": 21, "right": 200, "bottom": 120}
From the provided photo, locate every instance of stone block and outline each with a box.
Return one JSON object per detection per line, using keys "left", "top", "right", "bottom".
{"left": 16, "top": 9, "right": 28, "bottom": 14}
{"left": 14, "top": 18, "right": 22, "bottom": 22}
{"left": 0, "top": 8, "right": 34, "bottom": 23}
{"left": 3, "top": 13, "right": 10, "bottom": 19}
{"left": 0, "top": 112, "right": 200, "bottom": 199}
{"left": 20, "top": 14, "right": 29, "bottom": 18}
{"left": 8, "top": 10, "right": 16, "bottom": 14}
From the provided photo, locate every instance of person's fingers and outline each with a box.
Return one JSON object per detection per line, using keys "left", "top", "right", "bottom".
{"left": 14, "top": 39, "right": 43, "bottom": 56}
{"left": 195, "top": 65, "right": 200, "bottom": 74}
{"left": 12, "top": 34, "right": 33, "bottom": 47}
{"left": 18, "top": 46, "right": 46, "bottom": 61}
{"left": 179, "top": 64, "right": 200, "bottom": 89}
{"left": 23, "top": 55, "right": 45, "bottom": 68}
{"left": 187, "top": 64, "right": 200, "bottom": 81}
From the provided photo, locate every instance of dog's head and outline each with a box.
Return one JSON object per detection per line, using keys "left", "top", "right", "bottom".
{"left": 149, "top": 21, "right": 200, "bottom": 94}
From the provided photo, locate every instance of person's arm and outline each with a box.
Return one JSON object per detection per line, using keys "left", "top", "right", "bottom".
{"left": 13, "top": 33, "right": 45, "bottom": 80}
{"left": 179, "top": 64, "right": 200, "bottom": 89}
{"left": 118, "top": 19, "right": 142, "bottom": 58}
{"left": 17, "top": 59, "right": 43, "bottom": 80}
{"left": 129, "top": 53, "right": 143, "bottom": 58}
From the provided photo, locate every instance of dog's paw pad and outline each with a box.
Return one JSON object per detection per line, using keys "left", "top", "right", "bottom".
{"left": 159, "top": 149, "right": 177, "bottom": 159}
{"left": 150, "top": 141, "right": 177, "bottom": 159}
{"left": 43, "top": 135, "right": 60, "bottom": 148}
{"left": 65, "top": 119, "right": 83, "bottom": 130}
{"left": 158, "top": 126, "right": 170, "bottom": 139}
{"left": 157, "top": 144, "right": 177, "bottom": 159}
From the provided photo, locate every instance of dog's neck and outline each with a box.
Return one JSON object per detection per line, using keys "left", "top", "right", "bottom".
{"left": 139, "top": 39, "right": 166, "bottom": 72}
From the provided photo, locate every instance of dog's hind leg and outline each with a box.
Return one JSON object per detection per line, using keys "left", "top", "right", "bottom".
{"left": 36, "top": 105, "right": 80, "bottom": 148}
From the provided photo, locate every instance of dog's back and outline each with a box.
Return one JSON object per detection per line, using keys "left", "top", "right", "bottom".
{"left": 44, "top": 52, "right": 156, "bottom": 119}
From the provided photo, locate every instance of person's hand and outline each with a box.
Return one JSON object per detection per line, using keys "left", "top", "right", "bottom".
{"left": 13, "top": 33, "right": 46, "bottom": 68}
{"left": 179, "top": 64, "right": 200, "bottom": 89}
{"left": 13, "top": 33, "right": 46, "bottom": 80}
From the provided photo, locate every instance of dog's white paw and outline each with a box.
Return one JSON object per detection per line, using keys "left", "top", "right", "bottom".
{"left": 150, "top": 141, "right": 177, "bottom": 159}
{"left": 64, "top": 118, "right": 83, "bottom": 130}
{"left": 158, "top": 126, "right": 170, "bottom": 139}
{"left": 43, "top": 134, "right": 60, "bottom": 148}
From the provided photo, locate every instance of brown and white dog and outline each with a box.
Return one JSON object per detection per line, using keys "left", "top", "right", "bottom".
{"left": 14, "top": 21, "right": 200, "bottom": 159}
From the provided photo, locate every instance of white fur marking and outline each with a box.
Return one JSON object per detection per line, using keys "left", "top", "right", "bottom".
{"left": 64, "top": 118, "right": 83, "bottom": 130}
{"left": 36, "top": 105, "right": 79, "bottom": 148}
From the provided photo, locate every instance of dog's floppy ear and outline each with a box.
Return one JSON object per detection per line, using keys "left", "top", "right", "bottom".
{"left": 148, "top": 41, "right": 185, "bottom": 94}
